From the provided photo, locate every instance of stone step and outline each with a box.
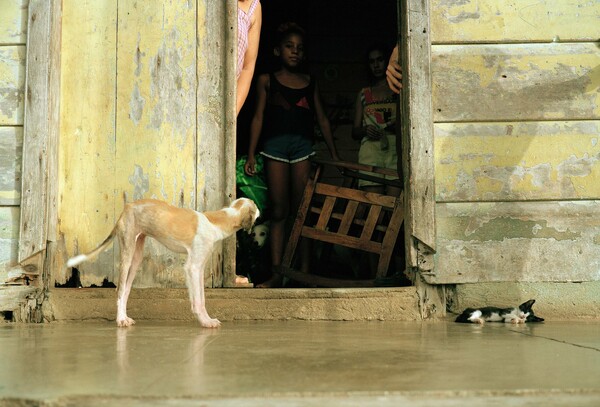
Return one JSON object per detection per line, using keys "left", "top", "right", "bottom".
{"left": 48, "top": 287, "right": 421, "bottom": 322}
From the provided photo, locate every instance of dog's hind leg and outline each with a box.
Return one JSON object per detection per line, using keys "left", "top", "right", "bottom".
{"left": 115, "top": 228, "right": 139, "bottom": 327}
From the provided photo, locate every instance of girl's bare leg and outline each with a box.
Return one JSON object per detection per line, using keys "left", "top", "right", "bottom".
{"left": 256, "top": 158, "right": 289, "bottom": 288}
{"left": 290, "top": 159, "right": 312, "bottom": 274}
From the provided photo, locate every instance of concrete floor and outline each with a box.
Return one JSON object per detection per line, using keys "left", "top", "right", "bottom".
{"left": 1, "top": 320, "right": 600, "bottom": 406}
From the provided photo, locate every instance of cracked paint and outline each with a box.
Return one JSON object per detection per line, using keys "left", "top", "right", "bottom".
{"left": 0, "top": 46, "right": 25, "bottom": 125}
{"left": 436, "top": 121, "right": 600, "bottom": 201}
{"left": 433, "top": 43, "right": 600, "bottom": 122}
{"left": 128, "top": 164, "right": 150, "bottom": 201}
{"left": 431, "top": 0, "right": 600, "bottom": 43}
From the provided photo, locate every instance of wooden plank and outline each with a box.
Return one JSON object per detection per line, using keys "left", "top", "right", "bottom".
{"left": 431, "top": 0, "right": 600, "bottom": 44}
{"left": 435, "top": 121, "right": 600, "bottom": 202}
{"left": 197, "top": 0, "right": 236, "bottom": 287}
{"left": 316, "top": 196, "right": 336, "bottom": 230}
{"left": 315, "top": 183, "right": 396, "bottom": 207}
{"left": 399, "top": 0, "right": 436, "bottom": 265}
{"left": 112, "top": 1, "right": 198, "bottom": 288}
{"left": 360, "top": 205, "right": 381, "bottom": 242}
{"left": 432, "top": 43, "right": 600, "bottom": 122}
{"left": 0, "top": 0, "right": 28, "bottom": 45}
{"left": 59, "top": 1, "right": 117, "bottom": 286}
{"left": 19, "top": 0, "right": 51, "bottom": 261}
{"left": 0, "top": 45, "right": 25, "bottom": 125}
{"left": 0, "top": 126, "right": 22, "bottom": 205}
{"left": 45, "top": 0, "right": 61, "bottom": 245}
{"left": 430, "top": 201, "right": 600, "bottom": 284}
{"left": 338, "top": 200, "right": 359, "bottom": 235}
{"left": 302, "top": 226, "right": 381, "bottom": 254}
{"left": 0, "top": 206, "right": 19, "bottom": 266}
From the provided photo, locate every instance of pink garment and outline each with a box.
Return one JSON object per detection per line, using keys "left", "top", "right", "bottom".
{"left": 237, "top": 0, "right": 260, "bottom": 78}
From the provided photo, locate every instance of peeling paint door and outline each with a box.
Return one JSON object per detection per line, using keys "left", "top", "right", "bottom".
{"left": 57, "top": 1, "right": 236, "bottom": 288}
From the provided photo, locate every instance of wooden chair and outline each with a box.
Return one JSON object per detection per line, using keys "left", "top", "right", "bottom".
{"left": 277, "top": 159, "right": 404, "bottom": 287}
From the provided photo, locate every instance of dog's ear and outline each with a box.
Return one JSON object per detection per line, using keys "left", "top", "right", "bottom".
{"left": 239, "top": 201, "right": 257, "bottom": 233}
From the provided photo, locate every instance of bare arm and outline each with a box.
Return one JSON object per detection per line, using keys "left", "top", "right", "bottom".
{"left": 236, "top": 2, "right": 262, "bottom": 116}
{"left": 386, "top": 45, "right": 402, "bottom": 94}
{"left": 244, "top": 74, "right": 268, "bottom": 176}
{"left": 351, "top": 91, "right": 365, "bottom": 141}
{"left": 313, "top": 81, "right": 340, "bottom": 161}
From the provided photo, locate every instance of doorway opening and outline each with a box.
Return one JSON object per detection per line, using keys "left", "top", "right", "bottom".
{"left": 235, "top": 0, "right": 410, "bottom": 288}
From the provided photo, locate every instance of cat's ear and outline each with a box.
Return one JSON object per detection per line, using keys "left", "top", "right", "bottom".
{"left": 521, "top": 299, "right": 536, "bottom": 311}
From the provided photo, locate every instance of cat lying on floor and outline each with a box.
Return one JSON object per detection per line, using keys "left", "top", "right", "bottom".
{"left": 455, "top": 299, "right": 544, "bottom": 324}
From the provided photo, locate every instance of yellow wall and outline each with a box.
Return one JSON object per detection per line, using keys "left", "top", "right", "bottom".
{"left": 429, "top": 0, "right": 600, "bottom": 283}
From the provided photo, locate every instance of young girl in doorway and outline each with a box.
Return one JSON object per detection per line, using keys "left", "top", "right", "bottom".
{"left": 244, "top": 22, "right": 340, "bottom": 288}
{"left": 352, "top": 43, "right": 401, "bottom": 197}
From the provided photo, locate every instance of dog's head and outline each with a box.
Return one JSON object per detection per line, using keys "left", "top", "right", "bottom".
{"left": 251, "top": 222, "right": 269, "bottom": 248}
{"left": 230, "top": 198, "right": 260, "bottom": 233}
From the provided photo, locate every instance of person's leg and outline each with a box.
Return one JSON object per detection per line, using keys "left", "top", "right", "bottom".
{"left": 256, "top": 158, "right": 289, "bottom": 288}
{"left": 290, "top": 159, "right": 312, "bottom": 274}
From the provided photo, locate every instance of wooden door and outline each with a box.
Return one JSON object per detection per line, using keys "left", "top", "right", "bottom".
{"left": 55, "top": 1, "right": 236, "bottom": 288}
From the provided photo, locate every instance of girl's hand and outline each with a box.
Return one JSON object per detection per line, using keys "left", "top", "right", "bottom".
{"left": 386, "top": 59, "right": 402, "bottom": 94}
{"left": 244, "top": 155, "right": 256, "bottom": 176}
{"left": 366, "top": 125, "right": 383, "bottom": 140}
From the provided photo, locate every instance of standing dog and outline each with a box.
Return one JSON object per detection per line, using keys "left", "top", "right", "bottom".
{"left": 66, "top": 198, "right": 259, "bottom": 328}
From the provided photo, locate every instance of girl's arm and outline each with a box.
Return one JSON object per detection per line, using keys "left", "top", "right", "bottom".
{"left": 313, "top": 81, "right": 340, "bottom": 161}
{"left": 244, "top": 74, "right": 268, "bottom": 176}
{"left": 236, "top": 2, "right": 262, "bottom": 116}
{"left": 351, "top": 91, "right": 365, "bottom": 141}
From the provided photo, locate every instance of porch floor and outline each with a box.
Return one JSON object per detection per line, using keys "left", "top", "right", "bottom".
{"left": 2, "top": 320, "right": 600, "bottom": 406}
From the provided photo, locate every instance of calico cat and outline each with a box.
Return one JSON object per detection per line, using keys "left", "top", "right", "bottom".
{"left": 455, "top": 299, "right": 544, "bottom": 324}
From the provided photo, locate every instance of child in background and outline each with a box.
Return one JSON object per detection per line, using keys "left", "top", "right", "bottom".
{"left": 352, "top": 43, "right": 401, "bottom": 197}
{"left": 244, "top": 22, "right": 340, "bottom": 288}
{"left": 237, "top": 0, "right": 262, "bottom": 116}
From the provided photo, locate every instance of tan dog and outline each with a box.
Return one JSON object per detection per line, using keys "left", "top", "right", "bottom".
{"left": 66, "top": 198, "right": 259, "bottom": 328}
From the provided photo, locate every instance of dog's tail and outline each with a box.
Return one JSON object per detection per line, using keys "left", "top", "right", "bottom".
{"left": 66, "top": 227, "right": 117, "bottom": 268}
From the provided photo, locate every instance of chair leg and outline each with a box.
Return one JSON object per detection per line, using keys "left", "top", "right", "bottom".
{"left": 376, "top": 192, "right": 404, "bottom": 278}
{"left": 281, "top": 165, "right": 321, "bottom": 270}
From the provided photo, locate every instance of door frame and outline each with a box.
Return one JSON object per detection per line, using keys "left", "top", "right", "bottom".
{"left": 397, "top": 0, "right": 443, "bottom": 317}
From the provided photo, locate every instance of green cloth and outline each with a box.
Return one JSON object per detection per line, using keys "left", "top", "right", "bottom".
{"left": 236, "top": 155, "right": 268, "bottom": 213}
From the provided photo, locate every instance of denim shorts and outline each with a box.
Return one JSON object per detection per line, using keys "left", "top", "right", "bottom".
{"left": 260, "top": 134, "right": 315, "bottom": 163}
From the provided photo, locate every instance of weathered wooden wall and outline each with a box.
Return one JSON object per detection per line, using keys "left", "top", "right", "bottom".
{"left": 0, "top": 0, "right": 27, "bottom": 270}
{"left": 429, "top": 0, "right": 600, "bottom": 283}
{"left": 58, "top": 1, "right": 235, "bottom": 288}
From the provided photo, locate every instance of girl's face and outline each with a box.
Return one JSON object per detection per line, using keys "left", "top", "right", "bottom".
{"left": 367, "top": 49, "right": 386, "bottom": 79}
{"left": 276, "top": 33, "right": 305, "bottom": 68}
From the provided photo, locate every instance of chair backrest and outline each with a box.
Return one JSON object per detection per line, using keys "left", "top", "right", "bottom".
{"left": 281, "top": 160, "right": 404, "bottom": 281}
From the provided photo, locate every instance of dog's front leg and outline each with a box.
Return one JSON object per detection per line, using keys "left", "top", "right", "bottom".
{"left": 185, "top": 250, "right": 221, "bottom": 328}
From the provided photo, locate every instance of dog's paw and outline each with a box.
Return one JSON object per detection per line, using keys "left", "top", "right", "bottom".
{"left": 117, "top": 317, "right": 136, "bottom": 327}
{"left": 200, "top": 318, "right": 221, "bottom": 328}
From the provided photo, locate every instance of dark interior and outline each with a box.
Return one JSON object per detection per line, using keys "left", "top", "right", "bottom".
{"left": 237, "top": 0, "right": 398, "bottom": 155}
